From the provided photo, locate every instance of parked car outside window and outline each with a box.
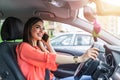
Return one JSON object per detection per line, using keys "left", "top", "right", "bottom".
{"left": 51, "top": 32, "right": 107, "bottom": 53}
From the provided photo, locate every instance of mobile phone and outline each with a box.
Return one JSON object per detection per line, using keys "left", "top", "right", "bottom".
{"left": 42, "top": 33, "right": 49, "bottom": 42}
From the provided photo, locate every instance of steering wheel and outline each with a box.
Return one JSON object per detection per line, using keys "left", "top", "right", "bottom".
{"left": 74, "top": 42, "right": 114, "bottom": 80}
{"left": 74, "top": 42, "right": 101, "bottom": 80}
{"left": 74, "top": 59, "right": 99, "bottom": 80}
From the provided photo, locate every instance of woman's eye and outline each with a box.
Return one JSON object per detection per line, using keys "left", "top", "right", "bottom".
{"left": 34, "top": 25, "right": 44, "bottom": 31}
{"left": 36, "top": 26, "right": 40, "bottom": 28}
{"left": 36, "top": 26, "right": 40, "bottom": 29}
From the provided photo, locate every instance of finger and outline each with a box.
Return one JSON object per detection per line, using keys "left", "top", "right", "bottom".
{"left": 41, "top": 39, "right": 45, "bottom": 42}
{"left": 86, "top": 51, "right": 98, "bottom": 60}
{"left": 91, "top": 50, "right": 99, "bottom": 56}
{"left": 91, "top": 53, "right": 98, "bottom": 59}
{"left": 87, "top": 49, "right": 99, "bottom": 56}
{"left": 89, "top": 53, "right": 98, "bottom": 60}
{"left": 90, "top": 56, "right": 96, "bottom": 60}
{"left": 91, "top": 47, "right": 99, "bottom": 52}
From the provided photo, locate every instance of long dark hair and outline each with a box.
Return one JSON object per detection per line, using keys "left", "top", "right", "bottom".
{"left": 23, "top": 17, "right": 43, "bottom": 46}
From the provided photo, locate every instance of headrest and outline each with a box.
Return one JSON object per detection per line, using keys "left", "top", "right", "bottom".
{"left": 1, "top": 17, "right": 24, "bottom": 41}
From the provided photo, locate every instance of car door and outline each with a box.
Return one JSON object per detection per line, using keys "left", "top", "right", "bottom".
{"left": 52, "top": 48, "right": 82, "bottom": 79}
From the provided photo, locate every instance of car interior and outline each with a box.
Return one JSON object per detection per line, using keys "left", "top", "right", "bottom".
{"left": 0, "top": 0, "right": 120, "bottom": 80}
{"left": 0, "top": 17, "right": 25, "bottom": 80}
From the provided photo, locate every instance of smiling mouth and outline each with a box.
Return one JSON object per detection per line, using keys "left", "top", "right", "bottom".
{"left": 37, "top": 33, "right": 42, "bottom": 37}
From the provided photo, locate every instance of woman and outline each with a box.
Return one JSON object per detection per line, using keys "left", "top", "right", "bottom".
{"left": 16, "top": 17, "right": 99, "bottom": 80}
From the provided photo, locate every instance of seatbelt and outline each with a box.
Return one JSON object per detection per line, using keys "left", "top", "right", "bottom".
{"left": 45, "top": 69, "right": 50, "bottom": 80}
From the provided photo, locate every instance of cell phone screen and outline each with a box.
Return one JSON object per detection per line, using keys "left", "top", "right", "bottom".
{"left": 42, "top": 33, "right": 49, "bottom": 42}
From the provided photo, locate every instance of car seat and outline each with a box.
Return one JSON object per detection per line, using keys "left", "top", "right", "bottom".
{"left": 0, "top": 17, "right": 25, "bottom": 80}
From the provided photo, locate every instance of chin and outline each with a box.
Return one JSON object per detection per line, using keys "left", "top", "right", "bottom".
{"left": 38, "top": 38, "right": 42, "bottom": 41}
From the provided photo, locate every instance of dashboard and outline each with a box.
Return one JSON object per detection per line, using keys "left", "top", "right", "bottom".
{"left": 104, "top": 45, "right": 120, "bottom": 80}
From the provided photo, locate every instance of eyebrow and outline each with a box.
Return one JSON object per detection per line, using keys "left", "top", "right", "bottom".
{"left": 34, "top": 24, "right": 43, "bottom": 28}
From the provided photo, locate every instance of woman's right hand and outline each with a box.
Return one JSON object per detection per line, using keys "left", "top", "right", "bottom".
{"left": 80, "top": 47, "right": 99, "bottom": 62}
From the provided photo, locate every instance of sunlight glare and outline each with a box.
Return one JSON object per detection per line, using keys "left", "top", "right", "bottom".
{"left": 102, "top": 0, "right": 120, "bottom": 6}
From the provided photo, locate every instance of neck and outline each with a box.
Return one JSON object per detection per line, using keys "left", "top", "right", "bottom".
{"left": 32, "top": 40, "right": 37, "bottom": 46}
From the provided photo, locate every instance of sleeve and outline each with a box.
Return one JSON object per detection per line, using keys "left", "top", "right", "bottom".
{"left": 16, "top": 42, "right": 57, "bottom": 70}
{"left": 45, "top": 52, "right": 58, "bottom": 71}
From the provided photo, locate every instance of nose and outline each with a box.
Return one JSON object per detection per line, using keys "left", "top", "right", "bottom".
{"left": 40, "top": 29, "right": 44, "bottom": 33}
{"left": 39, "top": 27, "right": 44, "bottom": 32}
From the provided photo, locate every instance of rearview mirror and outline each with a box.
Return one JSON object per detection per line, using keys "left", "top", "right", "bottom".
{"left": 83, "top": 5, "right": 96, "bottom": 22}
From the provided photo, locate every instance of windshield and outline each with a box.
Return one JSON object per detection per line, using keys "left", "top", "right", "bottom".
{"left": 78, "top": 0, "right": 120, "bottom": 39}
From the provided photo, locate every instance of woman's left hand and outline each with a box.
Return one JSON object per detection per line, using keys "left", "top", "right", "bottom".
{"left": 80, "top": 47, "right": 99, "bottom": 62}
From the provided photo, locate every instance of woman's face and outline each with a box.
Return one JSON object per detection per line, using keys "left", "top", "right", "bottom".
{"left": 31, "top": 21, "right": 44, "bottom": 41}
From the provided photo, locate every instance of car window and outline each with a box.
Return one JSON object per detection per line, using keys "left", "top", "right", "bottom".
{"left": 51, "top": 34, "right": 73, "bottom": 46}
{"left": 74, "top": 34, "right": 92, "bottom": 46}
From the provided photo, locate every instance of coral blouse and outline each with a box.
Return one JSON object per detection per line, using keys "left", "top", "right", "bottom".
{"left": 16, "top": 42, "right": 57, "bottom": 80}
